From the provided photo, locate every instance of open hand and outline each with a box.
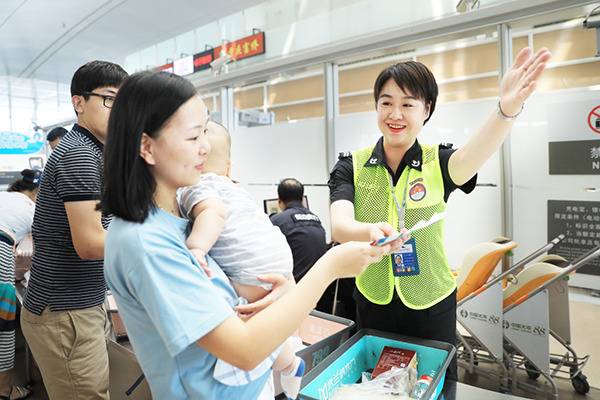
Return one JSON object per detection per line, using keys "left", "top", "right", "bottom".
{"left": 499, "top": 47, "right": 551, "bottom": 116}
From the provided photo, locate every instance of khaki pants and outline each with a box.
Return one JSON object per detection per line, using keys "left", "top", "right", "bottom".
{"left": 20, "top": 305, "right": 110, "bottom": 400}
{"left": 0, "top": 369, "right": 12, "bottom": 397}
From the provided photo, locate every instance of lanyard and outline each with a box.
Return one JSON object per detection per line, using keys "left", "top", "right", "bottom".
{"left": 389, "top": 170, "right": 411, "bottom": 230}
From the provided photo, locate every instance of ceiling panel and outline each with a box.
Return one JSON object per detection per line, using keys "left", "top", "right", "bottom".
{"left": 0, "top": 0, "right": 265, "bottom": 83}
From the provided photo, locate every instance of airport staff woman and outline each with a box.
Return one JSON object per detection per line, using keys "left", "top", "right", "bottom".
{"left": 101, "top": 71, "right": 394, "bottom": 400}
{"left": 329, "top": 47, "right": 551, "bottom": 380}
{"left": 0, "top": 169, "right": 40, "bottom": 400}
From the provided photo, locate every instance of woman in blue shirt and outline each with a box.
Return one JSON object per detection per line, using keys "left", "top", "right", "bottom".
{"left": 101, "top": 71, "right": 396, "bottom": 400}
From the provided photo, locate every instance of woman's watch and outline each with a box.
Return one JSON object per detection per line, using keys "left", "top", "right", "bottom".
{"left": 497, "top": 100, "right": 523, "bottom": 120}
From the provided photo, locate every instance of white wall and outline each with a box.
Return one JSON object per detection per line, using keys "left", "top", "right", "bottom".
{"left": 230, "top": 118, "right": 332, "bottom": 240}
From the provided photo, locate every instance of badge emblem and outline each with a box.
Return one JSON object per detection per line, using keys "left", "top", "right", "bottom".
{"left": 409, "top": 183, "right": 426, "bottom": 201}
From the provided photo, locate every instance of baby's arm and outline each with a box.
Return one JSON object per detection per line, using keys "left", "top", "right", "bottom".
{"left": 186, "top": 197, "right": 228, "bottom": 274}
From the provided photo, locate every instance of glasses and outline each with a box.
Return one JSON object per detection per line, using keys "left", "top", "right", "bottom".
{"left": 81, "top": 91, "right": 115, "bottom": 109}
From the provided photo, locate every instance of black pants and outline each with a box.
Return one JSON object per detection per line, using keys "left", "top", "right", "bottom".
{"left": 355, "top": 288, "right": 458, "bottom": 381}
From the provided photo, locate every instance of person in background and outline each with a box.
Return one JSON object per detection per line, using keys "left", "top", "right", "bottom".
{"left": 270, "top": 179, "right": 341, "bottom": 316}
{"left": 21, "top": 60, "right": 128, "bottom": 400}
{"left": 46, "top": 127, "right": 68, "bottom": 150}
{"left": 0, "top": 169, "right": 41, "bottom": 400}
{"left": 101, "top": 70, "right": 397, "bottom": 400}
{"left": 329, "top": 47, "right": 551, "bottom": 380}
{"left": 270, "top": 178, "right": 327, "bottom": 283}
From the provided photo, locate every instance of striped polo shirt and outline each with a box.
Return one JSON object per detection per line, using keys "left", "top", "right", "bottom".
{"left": 24, "top": 124, "right": 111, "bottom": 315}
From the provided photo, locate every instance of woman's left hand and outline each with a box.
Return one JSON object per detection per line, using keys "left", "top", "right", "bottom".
{"left": 235, "top": 274, "right": 294, "bottom": 319}
{"left": 499, "top": 47, "right": 552, "bottom": 116}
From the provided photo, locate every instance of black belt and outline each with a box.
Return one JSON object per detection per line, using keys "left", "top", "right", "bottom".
{"left": 0, "top": 231, "right": 15, "bottom": 246}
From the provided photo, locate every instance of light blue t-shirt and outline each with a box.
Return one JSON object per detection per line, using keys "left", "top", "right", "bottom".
{"left": 104, "top": 208, "right": 269, "bottom": 400}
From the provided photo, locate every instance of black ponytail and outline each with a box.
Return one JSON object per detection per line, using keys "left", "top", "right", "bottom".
{"left": 7, "top": 169, "right": 41, "bottom": 193}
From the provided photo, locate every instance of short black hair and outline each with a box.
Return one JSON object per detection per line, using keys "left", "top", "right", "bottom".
{"left": 278, "top": 178, "right": 304, "bottom": 204}
{"left": 70, "top": 60, "right": 128, "bottom": 97}
{"left": 8, "top": 169, "right": 41, "bottom": 193}
{"left": 46, "top": 127, "right": 68, "bottom": 142}
{"left": 373, "top": 61, "right": 438, "bottom": 124}
{"left": 102, "top": 71, "right": 197, "bottom": 223}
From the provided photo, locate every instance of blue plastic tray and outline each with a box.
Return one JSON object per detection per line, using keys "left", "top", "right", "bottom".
{"left": 300, "top": 329, "right": 455, "bottom": 400}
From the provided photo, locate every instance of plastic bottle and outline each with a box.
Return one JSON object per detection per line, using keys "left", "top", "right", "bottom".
{"left": 410, "top": 370, "right": 436, "bottom": 399}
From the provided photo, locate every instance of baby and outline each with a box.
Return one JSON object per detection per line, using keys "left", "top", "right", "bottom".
{"left": 178, "top": 121, "right": 304, "bottom": 399}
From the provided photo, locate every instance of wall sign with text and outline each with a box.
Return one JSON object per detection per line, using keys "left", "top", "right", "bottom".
{"left": 193, "top": 49, "right": 214, "bottom": 72}
{"left": 155, "top": 32, "right": 266, "bottom": 77}
{"left": 213, "top": 32, "right": 266, "bottom": 62}
{"left": 548, "top": 200, "right": 600, "bottom": 276}
{"left": 548, "top": 140, "right": 600, "bottom": 175}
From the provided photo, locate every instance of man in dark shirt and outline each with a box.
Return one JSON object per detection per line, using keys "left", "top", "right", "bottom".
{"left": 270, "top": 178, "right": 327, "bottom": 282}
{"left": 46, "top": 126, "right": 68, "bottom": 150}
{"left": 21, "top": 60, "right": 127, "bottom": 400}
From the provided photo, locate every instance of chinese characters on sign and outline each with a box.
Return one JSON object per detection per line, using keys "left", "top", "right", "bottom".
{"left": 548, "top": 200, "right": 600, "bottom": 275}
{"left": 549, "top": 140, "right": 600, "bottom": 175}
{"left": 155, "top": 32, "right": 266, "bottom": 77}
{"left": 213, "top": 32, "right": 266, "bottom": 62}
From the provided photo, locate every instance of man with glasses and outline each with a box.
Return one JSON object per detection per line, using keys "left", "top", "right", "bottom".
{"left": 21, "top": 60, "right": 127, "bottom": 400}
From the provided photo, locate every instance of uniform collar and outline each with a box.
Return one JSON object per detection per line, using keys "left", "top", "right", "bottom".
{"left": 364, "top": 137, "right": 422, "bottom": 171}
{"left": 284, "top": 200, "right": 304, "bottom": 210}
{"left": 72, "top": 123, "right": 104, "bottom": 151}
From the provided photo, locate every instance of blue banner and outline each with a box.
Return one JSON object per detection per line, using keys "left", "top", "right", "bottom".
{"left": 0, "top": 131, "right": 45, "bottom": 155}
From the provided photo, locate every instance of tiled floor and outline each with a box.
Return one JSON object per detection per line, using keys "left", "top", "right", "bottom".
{"left": 458, "top": 361, "right": 600, "bottom": 400}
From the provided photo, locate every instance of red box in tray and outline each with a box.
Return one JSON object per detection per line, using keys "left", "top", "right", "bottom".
{"left": 372, "top": 346, "right": 417, "bottom": 378}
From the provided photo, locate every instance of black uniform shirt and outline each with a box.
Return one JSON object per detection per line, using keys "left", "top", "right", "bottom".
{"left": 328, "top": 137, "right": 477, "bottom": 204}
{"left": 270, "top": 201, "right": 328, "bottom": 281}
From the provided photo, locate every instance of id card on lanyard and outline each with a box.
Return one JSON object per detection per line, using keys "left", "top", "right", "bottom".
{"left": 390, "top": 172, "right": 420, "bottom": 277}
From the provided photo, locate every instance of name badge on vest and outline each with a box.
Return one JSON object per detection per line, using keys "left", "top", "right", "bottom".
{"left": 391, "top": 238, "right": 420, "bottom": 277}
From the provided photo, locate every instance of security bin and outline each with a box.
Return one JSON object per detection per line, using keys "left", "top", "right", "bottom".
{"left": 275, "top": 310, "right": 354, "bottom": 397}
{"left": 297, "top": 310, "right": 355, "bottom": 371}
{"left": 299, "top": 329, "right": 455, "bottom": 400}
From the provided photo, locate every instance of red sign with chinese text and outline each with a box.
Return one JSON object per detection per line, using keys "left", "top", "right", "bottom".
{"left": 213, "top": 32, "right": 265, "bottom": 62}
{"left": 193, "top": 49, "right": 214, "bottom": 72}
{"left": 157, "top": 63, "right": 174, "bottom": 73}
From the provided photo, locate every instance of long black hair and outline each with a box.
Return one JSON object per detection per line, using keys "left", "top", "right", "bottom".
{"left": 101, "top": 71, "right": 197, "bottom": 223}
{"left": 8, "top": 169, "right": 41, "bottom": 193}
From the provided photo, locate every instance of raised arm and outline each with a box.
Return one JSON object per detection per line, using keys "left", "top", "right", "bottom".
{"left": 448, "top": 47, "right": 551, "bottom": 186}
